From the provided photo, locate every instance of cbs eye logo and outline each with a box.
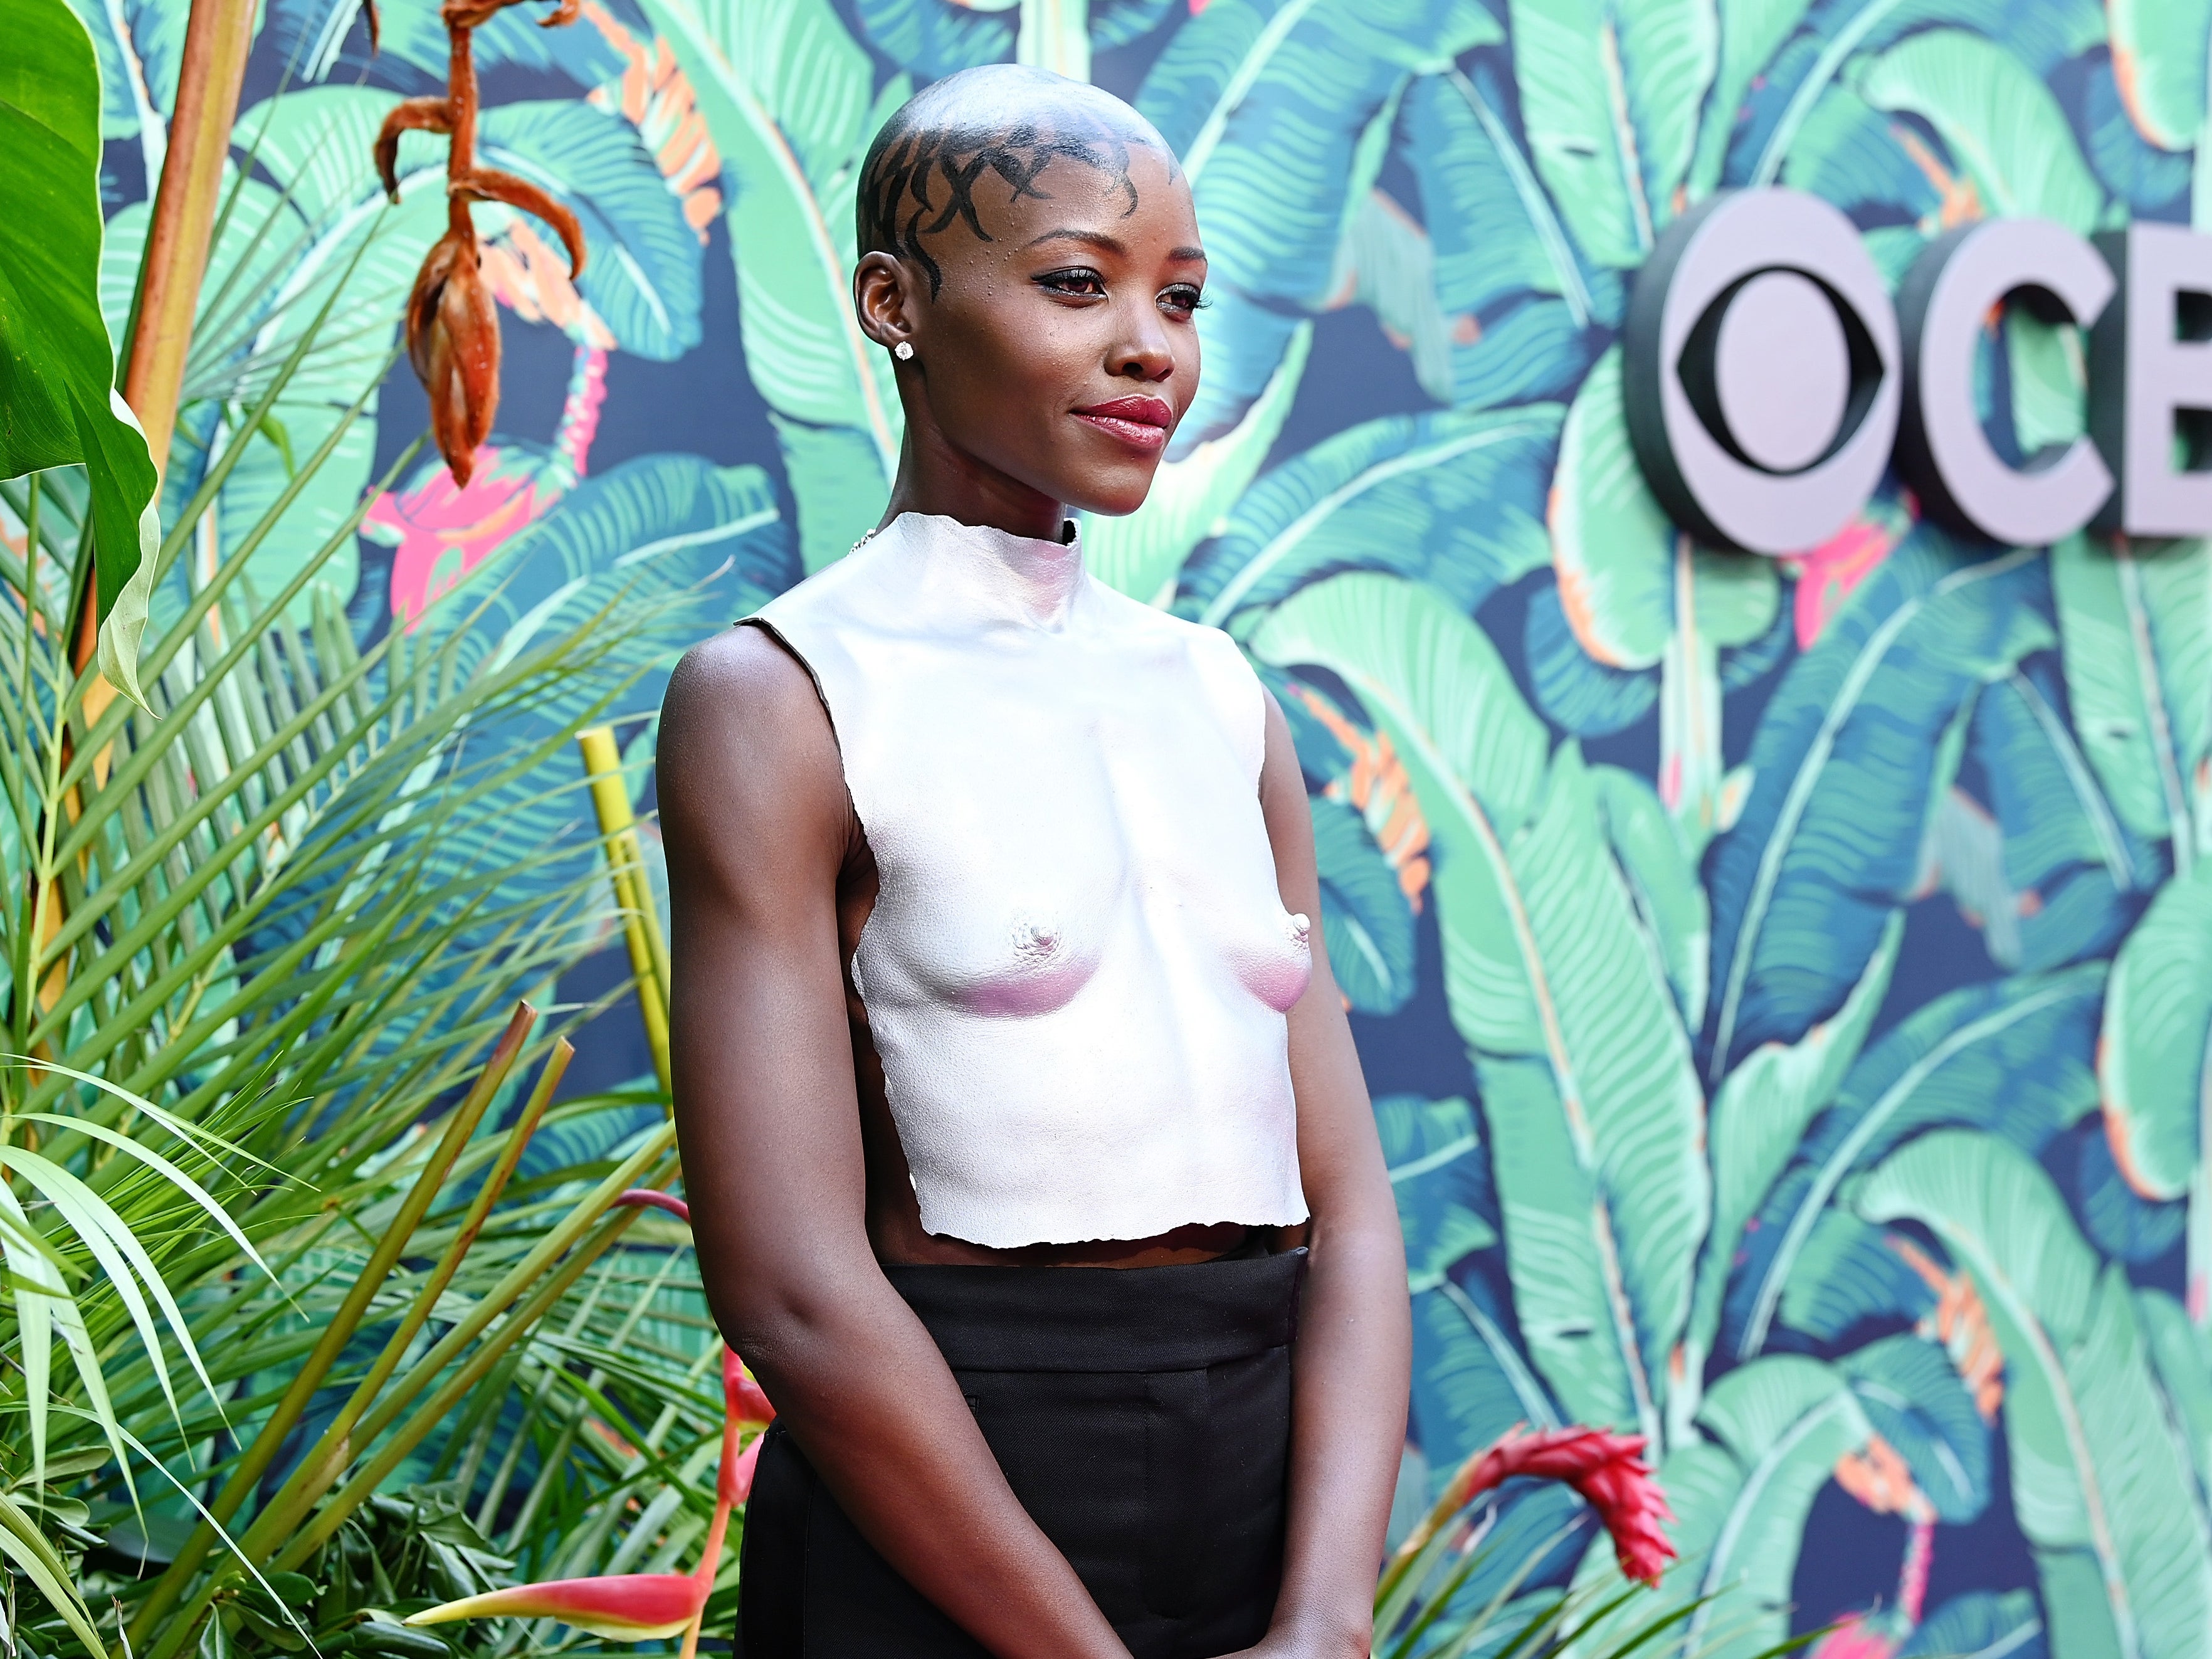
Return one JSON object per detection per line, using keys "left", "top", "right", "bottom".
{"left": 1624, "top": 188, "right": 2212, "bottom": 553}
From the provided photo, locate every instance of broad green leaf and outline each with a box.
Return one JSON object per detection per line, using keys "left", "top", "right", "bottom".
{"left": 1184, "top": 404, "right": 1559, "bottom": 631}
{"left": 2138, "top": 1288, "right": 2212, "bottom": 1509}
{"left": 1899, "top": 1591, "right": 2050, "bottom": 1659}
{"left": 2107, "top": 0, "right": 2212, "bottom": 150}
{"left": 641, "top": 0, "right": 901, "bottom": 504}
{"left": 1856, "top": 1131, "right": 2212, "bottom": 1659}
{"left": 1575, "top": 1355, "right": 1872, "bottom": 1659}
{"left": 2099, "top": 856, "right": 2212, "bottom": 1201}
{"left": 1314, "top": 796, "right": 1418, "bottom": 1018}
{"left": 1508, "top": 0, "right": 1717, "bottom": 268}
{"left": 1705, "top": 535, "right": 2051, "bottom": 1080}
{"left": 1855, "top": 28, "right": 2104, "bottom": 231}
{"left": 1591, "top": 764, "right": 1710, "bottom": 1031}
{"left": 0, "top": 0, "right": 160, "bottom": 654}
{"left": 1139, "top": 0, "right": 1499, "bottom": 436}
{"left": 1411, "top": 1277, "right": 1560, "bottom": 1478}
{"left": 1685, "top": 912, "right": 1899, "bottom": 1397}
{"left": 2051, "top": 534, "right": 2211, "bottom": 872}
{"left": 1842, "top": 1333, "right": 1991, "bottom": 1523}
{"left": 1687, "top": 0, "right": 1814, "bottom": 197}
{"left": 1085, "top": 323, "right": 1311, "bottom": 605}
{"left": 1253, "top": 574, "right": 1706, "bottom": 1445}
{"left": 1380, "top": 1094, "right": 1494, "bottom": 1287}
{"left": 0, "top": 1488, "right": 105, "bottom": 1656}
{"left": 1731, "top": 962, "right": 2104, "bottom": 1360}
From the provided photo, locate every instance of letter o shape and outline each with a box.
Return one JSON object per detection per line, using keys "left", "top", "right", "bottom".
{"left": 1624, "top": 189, "right": 1901, "bottom": 555}
{"left": 1897, "top": 218, "right": 2115, "bottom": 545}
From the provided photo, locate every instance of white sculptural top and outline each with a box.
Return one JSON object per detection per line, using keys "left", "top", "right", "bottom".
{"left": 749, "top": 511, "right": 1312, "bottom": 1248}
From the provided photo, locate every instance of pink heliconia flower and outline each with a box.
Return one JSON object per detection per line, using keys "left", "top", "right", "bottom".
{"left": 363, "top": 445, "right": 562, "bottom": 632}
{"left": 1392, "top": 1426, "right": 1677, "bottom": 1589}
{"left": 407, "top": 1189, "right": 773, "bottom": 1654}
{"left": 1782, "top": 514, "right": 1904, "bottom": 650}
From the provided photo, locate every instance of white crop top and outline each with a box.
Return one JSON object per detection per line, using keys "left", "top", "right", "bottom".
{"left": 749, "top": 511, "right": 1311, "bottom": 1248}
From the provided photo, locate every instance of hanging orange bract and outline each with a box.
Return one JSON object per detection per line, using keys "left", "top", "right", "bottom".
{"left": 367, "top": 0, "right": 589, "bottom": 485}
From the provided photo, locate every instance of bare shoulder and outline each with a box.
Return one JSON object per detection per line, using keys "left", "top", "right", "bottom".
{"left": 658, "top": 625, "right": 848, "bottom": 866}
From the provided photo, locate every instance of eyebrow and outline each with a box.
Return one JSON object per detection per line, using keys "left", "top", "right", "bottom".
{"left": 1024, "top": 228, "right": 1208, "bottom": 263}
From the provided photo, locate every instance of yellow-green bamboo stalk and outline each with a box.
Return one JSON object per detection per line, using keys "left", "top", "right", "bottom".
{"left": 578, "top": 725, "right": 672, "bottom": 1094}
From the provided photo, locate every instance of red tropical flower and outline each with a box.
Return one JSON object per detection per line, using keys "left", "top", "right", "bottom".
{"left": 1387, "top": 1425, "right": 1677, "bottom": 1593}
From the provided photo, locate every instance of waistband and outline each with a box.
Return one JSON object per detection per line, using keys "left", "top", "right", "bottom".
{"left": 883, "top": 1247, "right": 1306, "bottom": 1373}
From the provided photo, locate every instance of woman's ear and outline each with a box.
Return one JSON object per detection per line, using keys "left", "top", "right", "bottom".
{"left": 854, "top": 251, "right": 916, "bottom": 356}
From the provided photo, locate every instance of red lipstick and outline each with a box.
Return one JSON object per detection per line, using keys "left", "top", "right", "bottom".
{"left": 1073, "top": 395, "right": 1174, "bottom": 452}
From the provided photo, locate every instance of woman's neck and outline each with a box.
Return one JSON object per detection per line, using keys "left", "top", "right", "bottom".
{"left": 878, "top": 428, "right": 1066, "bottom": 542}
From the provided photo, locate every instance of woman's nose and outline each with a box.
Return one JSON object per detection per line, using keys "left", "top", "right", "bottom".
{"left": 1110, "top": 310, "right": 1174, "bottom": 381}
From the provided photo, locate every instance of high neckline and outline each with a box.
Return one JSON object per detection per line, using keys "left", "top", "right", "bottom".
{"left": 877, "top": 511, "right": 1089, "bottom": 632}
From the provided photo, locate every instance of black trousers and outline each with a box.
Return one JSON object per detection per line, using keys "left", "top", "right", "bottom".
{"left": 739, "top": 1247, "right": 1305, "bottom": 1658}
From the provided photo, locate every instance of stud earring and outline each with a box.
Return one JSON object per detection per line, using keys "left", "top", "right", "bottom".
{"left": 893, "top": 340, "right": 914, "bottom": 361}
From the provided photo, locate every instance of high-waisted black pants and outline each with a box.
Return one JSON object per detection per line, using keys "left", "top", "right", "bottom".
{"left": 738, "top": 1247, "right": 1305, "bottom": 1658}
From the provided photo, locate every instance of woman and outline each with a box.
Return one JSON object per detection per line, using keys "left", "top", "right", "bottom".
{"left": 656, "top": 63, "right": 1410, "bottom": 1659}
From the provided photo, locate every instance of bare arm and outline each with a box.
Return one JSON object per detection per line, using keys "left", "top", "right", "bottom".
{"left": 1246, "top": 694, "right": 1413, "bottom": 1659}
{"left": 659, "top": 629, "right": 1131, "bottom": 1659}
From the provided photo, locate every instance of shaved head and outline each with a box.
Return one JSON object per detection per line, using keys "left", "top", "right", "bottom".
{"left": 857, "top": 65, "right": 1179, "bottom": 295}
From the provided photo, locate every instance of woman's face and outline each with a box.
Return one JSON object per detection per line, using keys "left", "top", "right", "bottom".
{"left": 855, "top": 141, "right": 1205, "bottom": 520}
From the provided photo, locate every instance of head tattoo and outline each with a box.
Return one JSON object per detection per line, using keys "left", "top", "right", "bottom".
{"left": 857, "top": 66, "right": 1176, "bottom": 296}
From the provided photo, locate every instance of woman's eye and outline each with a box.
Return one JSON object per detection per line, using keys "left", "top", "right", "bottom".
{"left": 1159, "top": 285, "right": 1205, "bottom": 318}
{"left": 1037, "top": 268, "right": 1109, "bottom": 298}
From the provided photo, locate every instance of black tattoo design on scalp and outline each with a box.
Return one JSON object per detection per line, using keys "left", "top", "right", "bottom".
{"left": 858, "top": 112, "right": 1151, "bottom": 295}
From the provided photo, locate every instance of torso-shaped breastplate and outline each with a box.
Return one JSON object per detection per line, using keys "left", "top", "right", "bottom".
{"left": 750, "top": 512, "right": 1310, "bottom": 1248}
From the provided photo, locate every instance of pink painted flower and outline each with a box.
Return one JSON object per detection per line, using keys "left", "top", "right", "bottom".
{"left": 1390, "top": 1426, "right": 1677, "bottom": 1589}
{"left": 408, "top": 1189, "right": 772, "bottom": 1653}
{"left": 363, "top": 445, "right": 563, "bottom": 631}
{"left": 1782, "top": 512, "right": 1905, "bottom": 650}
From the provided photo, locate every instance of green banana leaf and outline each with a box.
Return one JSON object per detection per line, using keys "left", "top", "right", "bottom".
{"left": 1253, "top": 572, "right": 1707, "bottom": 1446}
{"left": 1508, "top": 0, "right": 1715, "bottom": 269}
{"left": 1856, "top": 1130, "right": 2212, "bottom": 1659}
{"left": 1314, "top": 795, "right": 1419, "bottom": 1016}
{"left": 2051, "top": 533, "right": 2210, "bottom": 875}
{"left": 2097, "top": 855, "right": 2212, "bottom": 1202}
{"left": 1, "top": 0, "right": 159, "bottom": 664}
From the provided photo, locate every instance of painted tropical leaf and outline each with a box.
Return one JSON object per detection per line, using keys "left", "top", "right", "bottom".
{"left": 1686, "top": 914, "right": 1899, "bottom": 1387}
{"left": 1590, "top": 765, "right": 1709, "bottom": 1031}
{"left": 1898, "top": 1591, "right": 2048, "bottom": 1659}
{"left": 1314, "top": 796, "right": 1418, "bottom": 1017}
{"left": 2105, "top": 0, "right": 2212, "bottom": 150}
{"left": 1855, "top": 1130, "right": 2212, "bottom": 1659}
{"left": 1781, "top": 1211, "right": 1938, "bottom": 1342}
{"left": 1725, "top": 962, "right": 2105, "bottom": 1361}
{"left": 1135, "top": 0, "right": 1500, "bottom": 440}
{"left": 1325, "top": 189, "right": 1457, "bottom": 404}
{"left": 2076, "top": 1128, "right": 2184, "bottom": 1265}
{"left": 1251, "top": 574, "right": 1707, "bottom": 1447}
{"left": 1703, "top": 534, "right": 2052, "bottom": 1083}
{"left": 476, "top": 100, "right": 706, "bottom": 362}
{"left": 1524, "top": 584, "right": 1658, "bottom": 737}
{"left": 1730, "top": 0, "right": 2106, "bottom": 189}
{"left": 2137, "top": 1289, "right": 2212, "bottom": 1507}
{"left": 270, "top": 0, "right": 628, "bottom": 87}
{"left": 1573, "top": 1355, "right": 1873, "bottom": 1659}
{"left": 2098, "top": 855, "right": 2212, "bottom": 1203}
{"left": 1966, "top": 665, "right": 2147, "bottom": 974}
{"left": 1841, "top": 1332, "right": 1991, "bottom": 1524}
{"left": 639, "top": 0, "right": 902, "bottom": 562}
{"left": 1085, "top": 324, "right": 1312, "bottom": 606}
{"left": 2079, "top": 53, "right": 2195, "bottom": 209}
{"left": 1853, "top": 27, "right": 2104, "bottom": 231}
{"left": 850, "top": 0, "right": 1014, "bottom": 80}
{"left": 62, "top": 0, "right": 191, "bottom": 139}
{"left": 1178, "top": 404, "right": 1561, "bottom": 633}
{"left": 1685, "top": 0, "right": 1815, "bottom": 198}
{"left": 1410, "top": 1273, "right": 1561, "bottom": 1483}
{"left": 2050, "top": 533, "right": 2210, "bottom": 875}
{"left": 1379, "top": 1093, "right": 1495, "bottom": 1289}
{"left": 1778, "top": 82, "right": 1944, "bottom": 220}
{"left": 1506, "top": 0, "right": 1717, "bottom": 270}
{"left": 1400, "top": 67, "right": 1607, "bottom": 409}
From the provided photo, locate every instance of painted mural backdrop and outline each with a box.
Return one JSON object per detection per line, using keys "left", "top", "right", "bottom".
{"left": 66, "top": 0, "right": 2212, "bottom": 1650}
